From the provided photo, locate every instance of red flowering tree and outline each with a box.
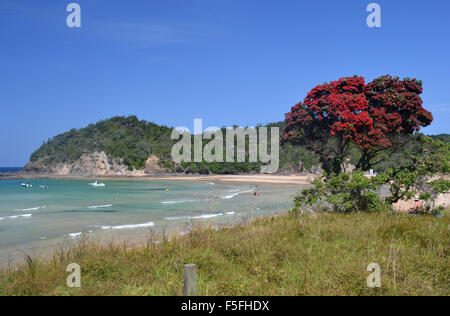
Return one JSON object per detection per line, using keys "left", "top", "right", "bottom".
{"left": 361, "top": 75, "right": 434, "bottom": 169}
{"left": 284, "top": 75, "right": 433, "bottom": 173}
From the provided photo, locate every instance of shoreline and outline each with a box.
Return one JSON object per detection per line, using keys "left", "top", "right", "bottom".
{"left": 0, "top": 209, "right": 287, "bottom": 269}
{"left": 0, "top": 172, "right": 317, "bottom": 185}
{"left": 2, "top": 211, "right": 448, "bottom": 295}
{"left": 0, "top": 178, "right": 303, "bottom": 267}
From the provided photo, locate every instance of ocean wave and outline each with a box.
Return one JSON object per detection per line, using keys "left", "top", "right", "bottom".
{"left": 101, "top": 221, "right": 154, "bottom": 230}
{"left": 15, "top": 206, "right": 43, "bottom": 211}
{"left": 160, "top": 199, "right": 196, "bottom": 204}
{"left": 0, "top": 213, "right": 32, "bottom": 221}
{"left": 165, "top": 211, "right": 235, "bottom": 221}
{"left": 87, "top": 204, "right": 113, "bottom": 209}
{"left": 69, "top": 232, "right": 82, "bottom": 238}
{"left": 221, "top": 189, "right": 254, "bottom": 200}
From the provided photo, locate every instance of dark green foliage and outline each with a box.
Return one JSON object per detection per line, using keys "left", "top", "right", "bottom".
{"left": 292, "top": 136, "right": 450, "bottom": 214}
{"left": 292, "top": 170, "right": 387, "bottom": 213}
{"left": 29, "top": 116, "right": 449, "bottom": 175}
{"left": 347, "top": 133, "right": 449, "bottom": 173}
{"left": 432, "top": 134, "right": 450, "bottom": 143}
{"left": 174, "top": 121, "right": 318, "bottom": 174}
{"left": 30, "top": 116, "right": 173, "bottom": 171}
{"left": 30, "top": 117, "right": 317, "bottom": 174}
{"left": 381, "top": 136, "right": 450, "bottom": 208}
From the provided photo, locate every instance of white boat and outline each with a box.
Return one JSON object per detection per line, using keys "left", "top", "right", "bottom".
{"left": 21, "top": 183, "right": 32, "bottom": 188}
{"left": 89, "top": 181, "right": 105, "bottom": 187}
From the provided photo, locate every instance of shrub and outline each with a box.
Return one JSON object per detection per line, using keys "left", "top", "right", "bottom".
{"left": 292, "top": 170, "right": 387, "bottom": 214}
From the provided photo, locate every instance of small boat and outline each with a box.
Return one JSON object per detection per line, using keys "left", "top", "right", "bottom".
{"left": 21, "top": 183, "right": 32, "bottom": 188}
{"left": 89, "top": 181, "right": 105, "bottom": 187}
{"left": 39, "top": 185, "right": 48, "bottom": 189}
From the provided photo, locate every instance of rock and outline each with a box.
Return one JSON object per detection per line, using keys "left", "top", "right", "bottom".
{"left": 392, "top": 199, "right": 415, "bottom": 212}
{"left": 344, "top": 163, "right": 356, "bottom": 172}
{"left": 22, "top": 151, "right": 149, "bottom": 177}
{"left": 144, "top": 155, "right": 165, "bottom": 174}
{"left": 308, "top": 165, "right": 323, "bottom": 175}
{"left": 393, "top": 192, "right": 450, "bottom": 212}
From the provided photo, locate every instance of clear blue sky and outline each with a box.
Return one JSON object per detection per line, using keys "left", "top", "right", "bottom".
{"left": 1, "top": 0, "right": 449, "bottom": 166}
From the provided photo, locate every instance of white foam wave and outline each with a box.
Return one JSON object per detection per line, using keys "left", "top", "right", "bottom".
{"left": 101, "top": 221, "right": 154, "bottom": 230}
{"left": 165, "top": 211, "right": 235, "bottom": 221}
{"left": 69, "top": 232, "right": 82, "bottom": 238}
{"left": 221, "top": 189, "right": 254, "bottom": 200}
{"left": 160, "top": 199, "right": 195, "bottom": 204}
{"left": 87, "top": 204, "right": 113, "bottom": 209}
{"left": 15, "top": 206, "right": 43, "bottom": 211}
{"left": 0, "top": 213, "right": 32, "bottom": 221}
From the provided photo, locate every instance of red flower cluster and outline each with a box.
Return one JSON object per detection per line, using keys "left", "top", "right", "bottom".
{"left": 285, "top": 75, "right": 433, "bottom": 151}
{"left": 365, "top": 75, "right": 433, "bottom": 138}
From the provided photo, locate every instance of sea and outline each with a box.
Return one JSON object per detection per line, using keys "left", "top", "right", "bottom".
{"left": 0, "top": 167, "right": 23, "bottom": 173}
{"left": 0, "top": 178, "right": 304, "bottom": 265}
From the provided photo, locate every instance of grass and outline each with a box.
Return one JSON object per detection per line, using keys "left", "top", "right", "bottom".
{"left": 0, "top": 211, "right": 448, "bottom": 296}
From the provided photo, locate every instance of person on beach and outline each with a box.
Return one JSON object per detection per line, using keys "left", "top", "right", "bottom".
{"left": 408, "top": 198, "right": 423, "bottom": 214}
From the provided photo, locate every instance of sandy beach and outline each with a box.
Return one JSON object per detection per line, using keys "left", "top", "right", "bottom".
{"left": 154, "top": 174, "right": 316, "bottom": 185}
{"left": 0, "top": 172, "right": 318, "bottom": 185}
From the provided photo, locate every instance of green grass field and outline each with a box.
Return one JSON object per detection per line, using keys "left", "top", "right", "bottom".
{"left": 1, "top": 211, "right": 448, "bottom": 296}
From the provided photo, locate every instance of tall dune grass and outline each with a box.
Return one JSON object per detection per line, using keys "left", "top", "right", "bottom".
{"left": 0, "top": 212, "right": 448, "bottom": 296}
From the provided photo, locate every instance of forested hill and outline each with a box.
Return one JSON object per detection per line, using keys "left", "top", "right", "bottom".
{"left": 27, "top": 115, "right": 449, "bottom": 175}
{"left": 29, "top": 116, "right": 173, "bottom": 171}
{"left": 27, "top": 116, "right": 319, "bottom": 174}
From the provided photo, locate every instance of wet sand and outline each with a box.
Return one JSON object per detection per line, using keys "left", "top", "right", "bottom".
{"left": 154, "top": 174, "right": 316, "bottom": 185}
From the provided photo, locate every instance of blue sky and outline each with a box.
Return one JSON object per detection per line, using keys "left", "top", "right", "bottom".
{"left": 1, "top": 0, "right": 449, "bottom": 166}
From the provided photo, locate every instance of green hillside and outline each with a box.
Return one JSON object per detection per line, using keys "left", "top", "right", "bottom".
{"left": 29, "top": 116, "right": 319, "bottom": 174}
{"left": 29, "top": 115, "right": 449, "bottom": 174}
{"left": 30, "top": 116, "right": 173, "bottom": 171}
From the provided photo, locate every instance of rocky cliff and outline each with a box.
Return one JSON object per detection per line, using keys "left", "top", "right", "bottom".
{"left": 22, "top": 152, "right": 166, "bottom": 177}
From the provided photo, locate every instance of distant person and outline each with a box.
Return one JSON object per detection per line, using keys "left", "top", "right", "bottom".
{"left": 409, "top": 198, "right": 423, "bottom": 214}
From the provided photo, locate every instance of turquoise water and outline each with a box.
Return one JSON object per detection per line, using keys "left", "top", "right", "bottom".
{"left": 0, "top": 179, "right": 302, "bottom": 263}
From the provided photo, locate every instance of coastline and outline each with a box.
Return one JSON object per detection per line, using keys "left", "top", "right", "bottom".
{"left": 0, "top": 210, "right": 282, "bottom": 269}
{"left": 2, "top": 211, "right": 448, "bottom": 296}
{"left": 0, "top": 172, "right": 317, "bottom": 185}
{"left": 0, "top": 177, "right": 303, "bottom": 267}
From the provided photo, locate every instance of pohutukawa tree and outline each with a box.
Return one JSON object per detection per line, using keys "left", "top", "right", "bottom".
{"left": 284, "top": 75, "right": 433, "bottom": 173}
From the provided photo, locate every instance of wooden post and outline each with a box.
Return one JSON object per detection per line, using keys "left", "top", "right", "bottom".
{"left": 183, "top": 264, "right": 197, "bottom": 296}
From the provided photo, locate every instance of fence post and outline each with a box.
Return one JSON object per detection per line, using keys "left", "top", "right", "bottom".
{"left": 183, "top": 264, "right": 197, "bottom": 296}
